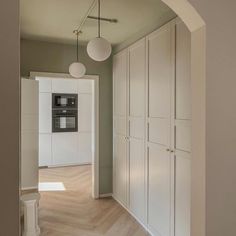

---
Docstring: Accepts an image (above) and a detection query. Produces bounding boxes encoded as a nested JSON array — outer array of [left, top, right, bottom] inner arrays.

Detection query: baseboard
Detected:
[[48, 163, 92, 168], [99, 193, 112, 198], [112, 195, 154, 236], [21, 186, 38, 191]]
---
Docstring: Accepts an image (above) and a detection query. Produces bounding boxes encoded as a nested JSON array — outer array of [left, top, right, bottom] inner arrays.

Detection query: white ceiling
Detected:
[[20, 0, 176, 46]]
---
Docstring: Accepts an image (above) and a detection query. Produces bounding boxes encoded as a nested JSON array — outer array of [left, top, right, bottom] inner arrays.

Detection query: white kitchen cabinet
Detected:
[[21, 78, 39, 189], [78, 94, 92, 132], [39, 92, 51, 133], [77, 93, 93, 164], [78, 79, 93, 94], [39, 134, 52, 167], [52, 78, 77, 93], [113, 49, 128, 207], [78, 133, 92, 164], [52, 133, 79, 166], [128, 38, 146, 224], [36, 77, 52, 93], [37, 77, 93, 167]]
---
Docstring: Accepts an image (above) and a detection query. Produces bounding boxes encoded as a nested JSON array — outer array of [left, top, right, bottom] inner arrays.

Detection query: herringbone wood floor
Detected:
[[39, 165, 149, 236]]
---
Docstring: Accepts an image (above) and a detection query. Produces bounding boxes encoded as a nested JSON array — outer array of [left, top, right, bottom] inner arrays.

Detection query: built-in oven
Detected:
[[52, 93, 78, 109], [52, 109, 78, 133]]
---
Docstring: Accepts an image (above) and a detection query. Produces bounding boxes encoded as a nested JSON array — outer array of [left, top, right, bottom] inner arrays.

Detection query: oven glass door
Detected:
[[53, 94, 78, 109], [52, 111, 78, 132]]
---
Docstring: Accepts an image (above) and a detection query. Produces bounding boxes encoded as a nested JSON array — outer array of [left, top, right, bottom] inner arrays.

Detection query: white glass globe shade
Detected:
[[69, 62, 86, 78], [87, 37, 112, 61]]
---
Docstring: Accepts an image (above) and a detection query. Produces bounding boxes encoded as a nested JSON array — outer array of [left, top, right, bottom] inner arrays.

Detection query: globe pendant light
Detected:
[[69, 30, 86, 78], [87, 0, 112, 61]]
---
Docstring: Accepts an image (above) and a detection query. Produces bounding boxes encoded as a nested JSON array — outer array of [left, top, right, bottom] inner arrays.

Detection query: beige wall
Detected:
[[0, 0, 20, 235], [187, 1, 236, 236], [21, 39, 113, 194]]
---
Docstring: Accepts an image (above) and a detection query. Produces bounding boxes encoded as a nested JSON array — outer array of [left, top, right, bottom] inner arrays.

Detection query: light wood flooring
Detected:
[[39, 165, 149, 236]]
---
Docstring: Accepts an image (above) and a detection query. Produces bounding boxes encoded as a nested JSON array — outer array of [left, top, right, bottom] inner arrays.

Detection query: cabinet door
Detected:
[[113, 49, 128, 207], [78, 133, 92, 164], [175, 151, 191, 236], [21, 79, 39, 188], [147, 23, 174, 236], [78, 93, 92, 164], [128, 38, 146, 224], [52, 133, 79, 166], [78, 79, 93, 94], [78, 94, 92, 132], [52, 78, 78, 93], [39, 134, 52, 167], [39, 93, 52, 133], [175, 19, 191, 236], [36, 77, 52, 93]]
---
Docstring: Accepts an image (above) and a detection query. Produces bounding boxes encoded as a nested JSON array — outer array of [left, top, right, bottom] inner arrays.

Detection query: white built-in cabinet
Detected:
[[21, 78, 39, 189], [38, 78, 52, 166], [147, 22, 175, 236], [174, 19, 191, 236], [36, 77, 93, 167], [113, 19, 191, 236], [128, 38, 146, 224], [113, 49, 128, 207], [52, 78, 78, 93]]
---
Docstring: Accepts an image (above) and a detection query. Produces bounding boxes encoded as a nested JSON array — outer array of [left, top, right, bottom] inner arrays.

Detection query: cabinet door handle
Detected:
[[166, 148, 170, 152]]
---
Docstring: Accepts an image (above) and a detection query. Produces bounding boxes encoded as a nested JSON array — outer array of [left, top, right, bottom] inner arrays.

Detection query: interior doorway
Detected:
[[19, 1, 206, 236], [29, 72, 99, 199]]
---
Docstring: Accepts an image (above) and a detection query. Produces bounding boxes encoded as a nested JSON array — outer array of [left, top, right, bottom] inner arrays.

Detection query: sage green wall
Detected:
[[21, 39, 113, 194]]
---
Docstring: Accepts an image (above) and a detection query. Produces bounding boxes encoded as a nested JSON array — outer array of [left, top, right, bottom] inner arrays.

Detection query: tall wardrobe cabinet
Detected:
[[113, 19, 191, 236]]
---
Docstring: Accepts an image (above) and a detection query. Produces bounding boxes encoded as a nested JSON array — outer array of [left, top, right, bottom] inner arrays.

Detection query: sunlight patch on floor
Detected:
[[39, 182, 66, 192]]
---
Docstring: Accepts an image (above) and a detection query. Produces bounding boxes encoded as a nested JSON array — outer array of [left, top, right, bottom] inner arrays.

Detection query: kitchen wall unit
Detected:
[[36, 77, 93, 167], [113, 19, 191, 236], [52, 78, 78, 93], [38, 78, 52, 166]]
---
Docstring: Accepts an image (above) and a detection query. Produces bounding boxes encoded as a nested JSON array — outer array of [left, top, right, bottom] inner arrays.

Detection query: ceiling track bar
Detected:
[[87, 16, 118, 23], [75, 0, 97, 33]]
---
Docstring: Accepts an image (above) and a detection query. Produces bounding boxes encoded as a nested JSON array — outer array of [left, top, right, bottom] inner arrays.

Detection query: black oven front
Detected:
[[52, 109, 78, 133]]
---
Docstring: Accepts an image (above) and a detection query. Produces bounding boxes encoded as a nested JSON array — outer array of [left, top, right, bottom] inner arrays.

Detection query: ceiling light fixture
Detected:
[[69, 30, 86, 78], [87, 0, 112, 61]]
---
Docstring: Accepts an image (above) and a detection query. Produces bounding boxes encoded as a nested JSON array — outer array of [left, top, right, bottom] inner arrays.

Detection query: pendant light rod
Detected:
[[87, 16, 118, 23], [98, 0, 101, 38], [76, 32, 79, 61], [74, 0, 116, 37], [73, 30, 82, 62], [75, 0, 97, 33]]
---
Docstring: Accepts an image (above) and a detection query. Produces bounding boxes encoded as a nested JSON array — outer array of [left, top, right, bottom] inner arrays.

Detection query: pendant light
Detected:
[[87, 0, 112, 61], [69, 30, 86, 78]]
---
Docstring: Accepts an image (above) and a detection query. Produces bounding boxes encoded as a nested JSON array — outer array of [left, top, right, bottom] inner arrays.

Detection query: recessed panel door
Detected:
[[147, 23, 174, 236], [113, 50, 128, 207], [128, 38, 146, 224], [175, 19, 191, 236]]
